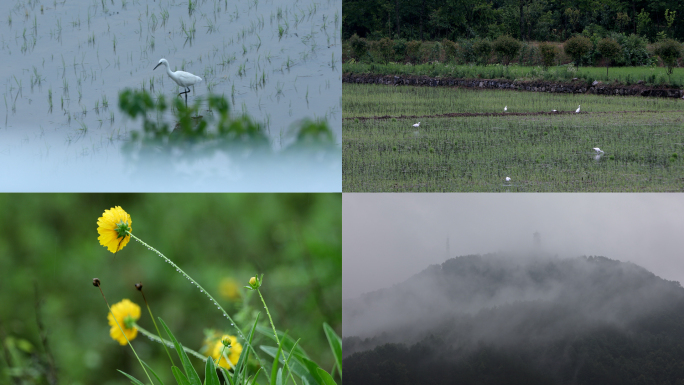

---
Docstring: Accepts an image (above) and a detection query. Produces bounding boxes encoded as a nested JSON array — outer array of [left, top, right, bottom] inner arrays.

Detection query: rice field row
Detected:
[[343, 85, 684, 192], [343, 84, 684, 118]]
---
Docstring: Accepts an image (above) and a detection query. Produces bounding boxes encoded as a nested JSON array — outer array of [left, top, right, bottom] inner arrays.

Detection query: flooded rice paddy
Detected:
[[1, 0, 341, 191]]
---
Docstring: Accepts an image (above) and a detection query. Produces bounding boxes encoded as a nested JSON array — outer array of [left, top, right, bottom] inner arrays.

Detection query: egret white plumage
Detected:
[[552, 109, 557, 112], [413, 122, 420, 127], [575, 105, 581, 113], [504, 106, 507, 112], [593, 147, 604, 154], [505, 177, 511, 182], [153, 58, 202, 106]]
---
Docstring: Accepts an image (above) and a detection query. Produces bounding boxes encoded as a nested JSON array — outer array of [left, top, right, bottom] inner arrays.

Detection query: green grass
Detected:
[[344, 84, 684, 118], [343, 84, 684, 192], [343, 62, 684, 87]]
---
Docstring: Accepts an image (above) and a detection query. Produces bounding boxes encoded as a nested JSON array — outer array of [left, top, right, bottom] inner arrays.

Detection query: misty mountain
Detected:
[[343, 254, 684, 384]]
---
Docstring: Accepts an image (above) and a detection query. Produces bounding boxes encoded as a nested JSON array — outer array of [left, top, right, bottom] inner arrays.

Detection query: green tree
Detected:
[[492, 35, 522, 65], [636, 9, 651, 37], [654, 39, 682, 84], [564, 36, 591, 66], [597, 38, 622, 77]]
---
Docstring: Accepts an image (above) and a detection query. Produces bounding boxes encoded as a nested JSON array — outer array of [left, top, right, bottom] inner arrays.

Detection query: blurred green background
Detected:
[[0, 194, 341, 385]]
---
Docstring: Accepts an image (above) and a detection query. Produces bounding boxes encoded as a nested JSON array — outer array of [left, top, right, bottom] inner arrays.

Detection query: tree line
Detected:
[[343, 0, 683, 43]]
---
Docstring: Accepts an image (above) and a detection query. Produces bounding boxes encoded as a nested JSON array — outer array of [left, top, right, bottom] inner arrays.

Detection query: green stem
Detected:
[[257, 288, 297, 385], [134, 323, 208, 361], [106, 306, 154, 385], [142, 304, 174, 365], [127, 232, 269, 382]]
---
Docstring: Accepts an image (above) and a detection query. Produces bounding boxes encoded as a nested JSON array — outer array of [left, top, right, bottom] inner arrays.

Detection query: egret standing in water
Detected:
[[593, 147, 604, 154], [153, 58, 202, 107]]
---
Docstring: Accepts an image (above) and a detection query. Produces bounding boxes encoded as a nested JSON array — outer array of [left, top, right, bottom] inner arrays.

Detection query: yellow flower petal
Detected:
[[97, 206, 132, 253], [209, 334, 242, 369], [107, 299, 141, 345]]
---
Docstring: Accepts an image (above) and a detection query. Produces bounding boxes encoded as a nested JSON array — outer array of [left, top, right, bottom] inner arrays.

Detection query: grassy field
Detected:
[[343, 62, 684, 87], [343, 84, 684, 192]]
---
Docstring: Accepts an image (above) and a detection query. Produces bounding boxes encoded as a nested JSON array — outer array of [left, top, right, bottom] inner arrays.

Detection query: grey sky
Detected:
[[343, 193, 684, 300]]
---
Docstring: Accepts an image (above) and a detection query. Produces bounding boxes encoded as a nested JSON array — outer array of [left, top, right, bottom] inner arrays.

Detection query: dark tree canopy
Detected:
[[343, 0, 684, 43]]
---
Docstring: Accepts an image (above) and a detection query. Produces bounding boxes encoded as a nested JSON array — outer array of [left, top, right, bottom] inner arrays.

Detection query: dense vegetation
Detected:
[[343, 254, 684, 384], [0, 194, 341, 384], [343, 0, 684, 43]]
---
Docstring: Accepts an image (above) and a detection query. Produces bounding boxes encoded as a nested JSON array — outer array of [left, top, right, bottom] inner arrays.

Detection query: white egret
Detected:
[[575, 105, 581, 113], [505, 177, 511, 182], [413, 122, 420, 127], [552, 109, 557, 112], [593, 147, 604, 154], [153, 58, 202, 106], [504, 106, 507, 112]]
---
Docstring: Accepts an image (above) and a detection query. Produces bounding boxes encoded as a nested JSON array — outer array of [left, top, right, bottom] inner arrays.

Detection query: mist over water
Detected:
[[0, 0, 341, 191]]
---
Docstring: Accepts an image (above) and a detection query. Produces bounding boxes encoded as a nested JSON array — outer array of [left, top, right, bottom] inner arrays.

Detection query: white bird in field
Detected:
[[552, 109, 558, 112], [593, 147, 604, 154], [575, 105, 581, 113], [505, 177, 511, 182], [504, 105, 507, 112], [413, 122, 420, 127], [153, 58, 203, 107]]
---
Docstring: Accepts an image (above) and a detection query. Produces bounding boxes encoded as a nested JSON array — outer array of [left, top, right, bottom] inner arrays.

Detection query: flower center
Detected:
[[123, 315, 136, 330], [115, 220, 131, 239]]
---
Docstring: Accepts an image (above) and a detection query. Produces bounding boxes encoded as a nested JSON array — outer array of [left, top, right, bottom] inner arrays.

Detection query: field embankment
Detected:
[[343, 73, 684, 98]]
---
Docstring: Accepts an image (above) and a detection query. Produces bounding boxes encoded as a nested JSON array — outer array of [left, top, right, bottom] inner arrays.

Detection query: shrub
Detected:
[[456, 38, 476, 64], [492, 35, 522, 65], [564, 36, 592, 66], [349, 34, 368, 61], [654, 39, 682, 83], [442, 39, 458, 63], [596, 38, 622, 76], [375, 37, 394, 64], [539, 43, 558, 69], [472, 39, 492, 65], [406, 40, 422, 64], [393, 39, 408, 62]]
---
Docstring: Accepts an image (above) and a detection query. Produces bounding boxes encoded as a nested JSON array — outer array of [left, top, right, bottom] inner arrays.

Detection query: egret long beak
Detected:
[[153, 62, 162, 70]]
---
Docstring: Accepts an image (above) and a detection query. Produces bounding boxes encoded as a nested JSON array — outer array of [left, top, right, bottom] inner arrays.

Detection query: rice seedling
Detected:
[[343, 84, 684, 192]]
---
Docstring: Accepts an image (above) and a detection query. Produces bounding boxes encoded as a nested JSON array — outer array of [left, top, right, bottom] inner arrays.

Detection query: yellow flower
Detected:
[[97, 206, 132, 253], [219, 278, 241, 301], [108, 299, 140, 345], [205, 333, 242, 369]]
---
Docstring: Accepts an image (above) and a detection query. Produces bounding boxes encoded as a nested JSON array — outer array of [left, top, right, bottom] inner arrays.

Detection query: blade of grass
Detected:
[[322, 324, 341, 376], [159, 318, 201, 385], [117, 370, 147, 385], [171, 366, 191, 385], [204, 356, 220, 385]]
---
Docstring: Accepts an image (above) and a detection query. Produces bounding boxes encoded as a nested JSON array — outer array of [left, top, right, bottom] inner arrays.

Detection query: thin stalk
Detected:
[[257, 288, 297, 385], [127, 231, 269, 382], [96, 286, 154, 385], [134, 323, 207, 361], [139, 291, 174, 365]]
